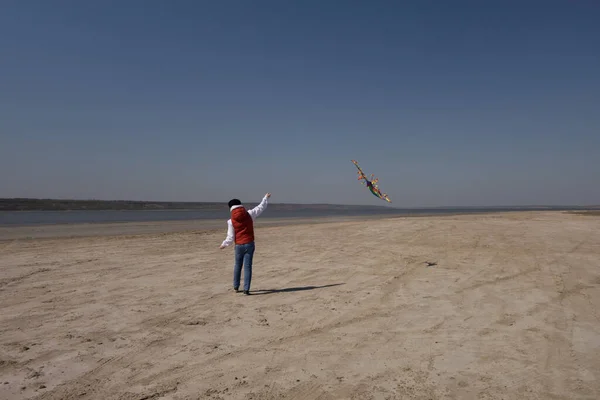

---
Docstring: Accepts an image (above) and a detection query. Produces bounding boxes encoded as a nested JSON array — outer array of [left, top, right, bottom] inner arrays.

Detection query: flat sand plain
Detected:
[[1, 211, 599, 399]]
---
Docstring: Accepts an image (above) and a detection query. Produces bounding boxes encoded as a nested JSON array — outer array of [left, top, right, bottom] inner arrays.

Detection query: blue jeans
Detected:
[[233, 242, 255, 291]]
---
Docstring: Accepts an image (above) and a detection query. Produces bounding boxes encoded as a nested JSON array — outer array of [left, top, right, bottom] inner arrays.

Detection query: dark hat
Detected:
[[228, 199, 242, 208]]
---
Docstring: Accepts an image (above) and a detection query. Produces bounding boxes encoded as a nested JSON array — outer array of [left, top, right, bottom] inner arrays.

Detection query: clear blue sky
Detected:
[[1, 1, 598, 207]]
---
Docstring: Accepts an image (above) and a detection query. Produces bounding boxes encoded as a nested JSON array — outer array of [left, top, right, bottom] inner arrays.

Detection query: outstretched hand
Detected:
[[265, 193, 271, 198]]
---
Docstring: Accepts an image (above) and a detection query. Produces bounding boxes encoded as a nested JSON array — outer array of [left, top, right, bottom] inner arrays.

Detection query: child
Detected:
[[219, 193, 271, 294]]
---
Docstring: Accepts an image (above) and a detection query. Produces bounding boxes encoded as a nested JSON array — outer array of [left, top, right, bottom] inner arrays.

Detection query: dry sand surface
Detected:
[[1, 212, 599, 399]]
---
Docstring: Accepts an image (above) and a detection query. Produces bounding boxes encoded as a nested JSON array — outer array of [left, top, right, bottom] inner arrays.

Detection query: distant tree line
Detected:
[[0, 198, 227, 211], [0, 198, 391, 212]]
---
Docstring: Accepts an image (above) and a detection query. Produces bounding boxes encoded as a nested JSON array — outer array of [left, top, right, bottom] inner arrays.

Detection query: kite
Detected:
[[351, 160, 392, 203]]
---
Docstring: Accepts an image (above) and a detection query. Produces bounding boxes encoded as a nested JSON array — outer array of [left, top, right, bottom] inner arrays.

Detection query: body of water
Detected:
[[0, 207, 581, 226]]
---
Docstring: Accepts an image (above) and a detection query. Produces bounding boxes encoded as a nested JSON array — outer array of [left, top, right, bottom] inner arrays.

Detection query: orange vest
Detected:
[[231, 207, 254, 244]]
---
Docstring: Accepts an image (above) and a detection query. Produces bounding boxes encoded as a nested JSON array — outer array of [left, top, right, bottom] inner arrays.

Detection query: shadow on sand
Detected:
[[251, 283, 345, 295]]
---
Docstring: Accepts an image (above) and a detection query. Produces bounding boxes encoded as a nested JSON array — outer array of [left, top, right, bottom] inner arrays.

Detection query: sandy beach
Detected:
[[1, 211, 599, 400]]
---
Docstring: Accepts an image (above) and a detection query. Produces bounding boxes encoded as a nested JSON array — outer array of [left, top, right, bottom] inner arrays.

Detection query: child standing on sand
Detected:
[[219, 193, 271, 295]]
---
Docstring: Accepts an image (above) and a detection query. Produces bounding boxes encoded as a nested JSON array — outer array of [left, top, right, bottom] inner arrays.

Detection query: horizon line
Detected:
[[1, 197, 598, 210]]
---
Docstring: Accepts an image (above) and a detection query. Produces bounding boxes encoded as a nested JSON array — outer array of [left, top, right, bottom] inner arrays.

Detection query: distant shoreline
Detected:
[[1, 198, 395, 212], [1, 198, 598, 212]]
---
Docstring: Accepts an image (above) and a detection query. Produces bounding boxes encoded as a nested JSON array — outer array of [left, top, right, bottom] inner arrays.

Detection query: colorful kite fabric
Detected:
[[351, 160, 392, 203]]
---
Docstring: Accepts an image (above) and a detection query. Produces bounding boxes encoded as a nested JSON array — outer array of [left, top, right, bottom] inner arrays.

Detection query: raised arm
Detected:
[[248, 193, 271, 219]]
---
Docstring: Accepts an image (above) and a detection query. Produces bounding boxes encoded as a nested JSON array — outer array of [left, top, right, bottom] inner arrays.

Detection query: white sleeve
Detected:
[[221, 220, 234, 247], [248, 195, 269, 220]]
